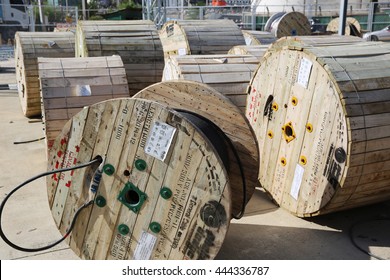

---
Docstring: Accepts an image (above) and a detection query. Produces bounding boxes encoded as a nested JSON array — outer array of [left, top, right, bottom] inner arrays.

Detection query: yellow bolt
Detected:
[[306, 123, 313, 133], [267, 130, 274, 139], [291, 96, 298, 106], [281, 157, 287, 166], [300, 156, 307, 165], [272, 102, 279, 111]]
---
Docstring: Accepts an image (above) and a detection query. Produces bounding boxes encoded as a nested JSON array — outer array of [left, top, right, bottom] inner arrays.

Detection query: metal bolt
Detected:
[[118, 224, 130, 235]]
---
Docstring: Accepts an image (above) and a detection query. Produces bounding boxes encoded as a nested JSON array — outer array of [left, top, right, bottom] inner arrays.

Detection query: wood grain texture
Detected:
[[159, 20, 245, 59], [134, 80, 260, 217], [46, 98, 232, 260], [267, 12, 311, 38], [38, 56, 130, 150], [242, 30, 276, 45], [246, 36, 390, 217], [75, 20, 164, 96], [14, 31, 75, 117], [162, 54, 261, 112]]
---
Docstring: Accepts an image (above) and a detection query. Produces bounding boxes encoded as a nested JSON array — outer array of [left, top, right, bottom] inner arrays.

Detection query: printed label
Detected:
[[133, 231, 157, 260], [178, 48, 187, 56], [291, 163, 305, 200], [74, 85, 91, 96], [145, 121, 176, 161], [297, 58, 313, 88]]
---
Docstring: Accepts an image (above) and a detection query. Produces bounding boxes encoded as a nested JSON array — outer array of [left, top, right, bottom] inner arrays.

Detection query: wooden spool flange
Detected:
[[228, 45, 270, 59], [242, 30, 276, 46], [47, 98, 232, 260], [326, 17, 362, 37], [38, 56, 130, 150], [246, 36, 390, 217], [14, 32, 75, 117], [75, 20, 164, 96], [162, 54, 261, 112], [134, 80, 260, 216], [265, 12, 311, 38], [159, 20, 246, 58]]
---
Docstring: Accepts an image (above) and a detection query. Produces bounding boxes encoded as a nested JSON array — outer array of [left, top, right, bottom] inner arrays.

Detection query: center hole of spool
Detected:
[[282, 122, 296, 143], [125, 190, 140, 205]]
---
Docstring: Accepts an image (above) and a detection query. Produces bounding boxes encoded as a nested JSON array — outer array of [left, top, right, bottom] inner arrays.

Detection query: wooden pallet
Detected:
[[14, 32, 75, 117], [75, 20, 164, 97], [246, 36, 390, 217], [38, 56, 130, 150], [134, 80, 260, 216], [47, 97, 232, 259], [242, 30, 276, 45], [162, 54, 260, 112], [159, 20, 246, 59]]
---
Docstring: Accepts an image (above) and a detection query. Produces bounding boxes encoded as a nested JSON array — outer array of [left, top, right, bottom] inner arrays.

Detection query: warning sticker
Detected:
[[297, 58, 313, 88], [133, 231, 157, 260], [291, 163, 305, 200], [145, 121, 176, 161]]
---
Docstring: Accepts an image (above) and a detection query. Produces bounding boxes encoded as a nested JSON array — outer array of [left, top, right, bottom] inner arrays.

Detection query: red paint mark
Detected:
[[71, 170, 75, 176], [52, 173, 58, 181], [252, 88, 256, 93], [55, 161, 60, 169], [75, 145, 80, 152], [57, 151, 63, 158], [61, 138, 67, 145], [73, 158, 77, 165], [65, 181, 72, 188], [254, 118, 257, 123]]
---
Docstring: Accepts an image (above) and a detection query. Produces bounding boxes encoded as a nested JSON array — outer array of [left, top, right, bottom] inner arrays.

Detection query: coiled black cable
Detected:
[[0, 157, 102, 252]]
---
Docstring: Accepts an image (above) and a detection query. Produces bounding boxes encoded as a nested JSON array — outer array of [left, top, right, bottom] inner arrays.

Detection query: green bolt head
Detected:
[[134, 159, 147, 171], [95, 195, 106, 207], [149, 222, 161, 234], [160, 187, 172, 200], [118, 224, 130, 235], [103, 164, 115, 176]]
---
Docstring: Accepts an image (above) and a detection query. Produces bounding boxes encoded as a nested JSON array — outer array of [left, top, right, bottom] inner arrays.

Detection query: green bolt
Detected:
[[160, 187, 172, 200], [149, 222, 161, 234], [95, 195, 106, 207], [134, 159, 147, 171], [103, 164, 115, 176], [118, 224, 130, 235]]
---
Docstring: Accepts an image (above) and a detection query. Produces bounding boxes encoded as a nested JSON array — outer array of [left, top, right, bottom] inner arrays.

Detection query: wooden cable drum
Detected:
[[162, 54, 261, 112], [228, 45, 270, 59], [264, 12, 311, 38], [246, 36, 390, 217], [326, 17, 362, 37], [38, 56, 130, 150], [134, 80, 259, 216], [159, 20, 246, 58], [242, 30, 276, 45], [75, 20, 164, 96], [47, 97, 233, 259], [14, 31, 75, 117], [268, 35, 364, 51]]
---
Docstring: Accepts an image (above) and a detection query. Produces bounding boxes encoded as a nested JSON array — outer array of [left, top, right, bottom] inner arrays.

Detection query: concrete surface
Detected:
[[1, 57, 390, 260]]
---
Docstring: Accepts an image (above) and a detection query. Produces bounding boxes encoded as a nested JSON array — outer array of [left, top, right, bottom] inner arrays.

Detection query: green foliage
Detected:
[[118, 0, 142, 10]]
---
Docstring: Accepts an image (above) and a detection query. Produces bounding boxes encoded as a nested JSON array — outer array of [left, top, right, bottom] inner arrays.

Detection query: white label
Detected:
[[178, 48, 187, 56], [291, 164, 305, 200], [297, 58, 313, 88], [74, 85, 91, 96], [133, 231, 157, 260], [245, 36, 252, 46], [145, 121, 176, 161]]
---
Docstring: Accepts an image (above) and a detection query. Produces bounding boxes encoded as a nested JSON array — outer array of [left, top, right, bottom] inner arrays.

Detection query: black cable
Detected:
[[13, 137, 45, 145], [348, 217, 390, 260], [177, 110, 247, 220], [0, 157, 101, 252]]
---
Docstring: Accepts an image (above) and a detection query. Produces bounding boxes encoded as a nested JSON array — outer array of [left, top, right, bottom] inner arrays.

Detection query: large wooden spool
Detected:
[[134, 80, 260, 216], [228, 45, 270, 59], [75, 20, 164, 96], [38, 56, 130, 149], [162, 55, 260, 112], [47, 97, 232, 259], [159, 20, 246, 58], [242, 30, 276, 45], [246, 36, 390, 217], [326, 17, 362, 37], [264, 12, 311, 38], [14, 32, 75, 117]]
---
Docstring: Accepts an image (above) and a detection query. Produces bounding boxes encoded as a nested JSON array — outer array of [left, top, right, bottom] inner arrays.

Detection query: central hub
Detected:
[[118, 182, 147, 213], [282, 122, 296, 143]]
